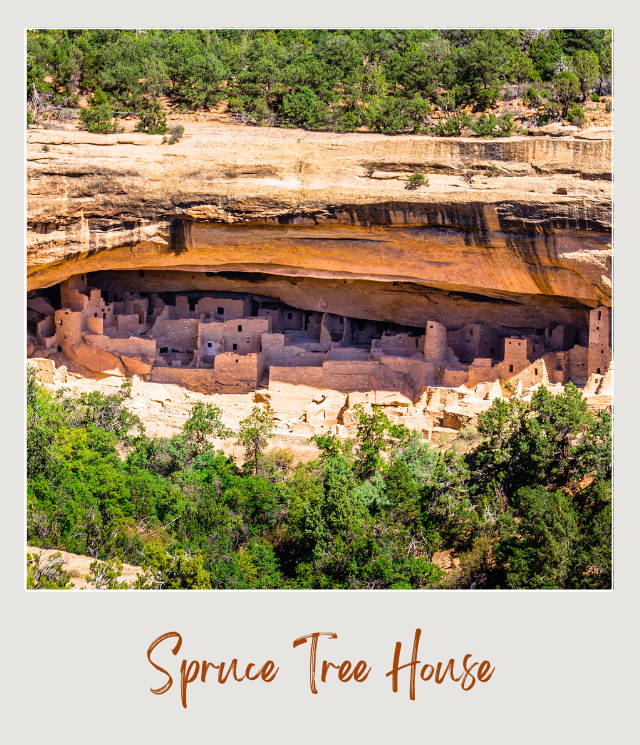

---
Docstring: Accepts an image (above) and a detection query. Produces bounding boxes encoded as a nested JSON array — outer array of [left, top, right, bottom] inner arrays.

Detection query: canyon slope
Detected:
[[27, 124, 611, 329]]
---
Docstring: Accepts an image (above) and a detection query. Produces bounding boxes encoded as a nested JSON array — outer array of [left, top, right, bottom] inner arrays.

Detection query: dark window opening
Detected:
[[339, 318, 343, 325], [160, 347, 168, 353], [535, 368, 539, 375], [58, 320, 62, 326], [597, 368, 601, 374], [233, 344, 237, 351], [103, 313, 106, 319], [207, 342, 212, 348], [171, 349, 180, 354], [217, 307, 224, 315], [509, 364, 514, 373], [238, 325, 242, 332], [469, 328, 473, 336], [287, 312, 292, 320], [94, 313, 98, 317], [189, 299, 197, 311], [57, 346, 62, 352], [601, 350, 604, 354], [357, 322, 365, 331], [235, 359, 238, 363], [598, 311, 601, 320], [206, 272, 215, 277], [490, 347, 494, 355], [139, 270, 145, 277]]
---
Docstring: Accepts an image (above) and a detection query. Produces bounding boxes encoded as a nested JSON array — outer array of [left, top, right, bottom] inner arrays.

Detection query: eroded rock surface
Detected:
[[27, 125, 611, 329]]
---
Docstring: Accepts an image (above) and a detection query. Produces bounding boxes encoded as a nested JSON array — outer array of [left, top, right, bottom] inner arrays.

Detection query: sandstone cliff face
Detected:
[[27, 124, 611, 329]]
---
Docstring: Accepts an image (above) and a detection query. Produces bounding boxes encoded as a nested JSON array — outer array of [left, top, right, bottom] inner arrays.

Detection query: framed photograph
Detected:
[[9, 10, 634, 743]]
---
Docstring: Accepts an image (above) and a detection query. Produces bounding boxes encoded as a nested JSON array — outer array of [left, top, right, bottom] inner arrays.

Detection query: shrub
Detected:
[[434, 112, 470, 137], [79, 89, 119, 134], [605, 99, 612, 113], [591, 92, 600, 102], [27, 110, 34, 126], [567, 103, 586, 127], [135, 101, 169, 135], [523, 87, 541, 107], [406, 171, 428, 190], [494, 111, 516, 137], [472, 113, 498, 137], [168, 124, 185, 144]]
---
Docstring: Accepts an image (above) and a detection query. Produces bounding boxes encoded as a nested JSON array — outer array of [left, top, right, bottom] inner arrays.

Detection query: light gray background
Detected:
[[6, 4, 637, 742]]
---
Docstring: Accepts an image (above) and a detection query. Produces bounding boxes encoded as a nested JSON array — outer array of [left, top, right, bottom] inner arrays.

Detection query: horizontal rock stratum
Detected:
[[27, 124, 611, 329]]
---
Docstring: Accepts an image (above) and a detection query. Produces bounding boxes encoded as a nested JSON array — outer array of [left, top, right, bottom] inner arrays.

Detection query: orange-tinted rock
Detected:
[[71, 341, 125, 376], [27, 125, 611, 330], [121, 355, 153, 376]]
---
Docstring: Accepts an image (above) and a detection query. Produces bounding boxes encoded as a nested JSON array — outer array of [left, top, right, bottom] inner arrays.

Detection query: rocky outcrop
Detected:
[[27, 125, 611, 329], [71, 341, 126, 376]]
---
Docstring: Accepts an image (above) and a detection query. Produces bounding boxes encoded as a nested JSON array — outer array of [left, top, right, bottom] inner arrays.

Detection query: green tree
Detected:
[[134, 542, 212, 589], [571, 50, 600, 99], [134, 100, 169, 134], [237, 406, 274, 477], [79, 88, 119, 133], [497, 486, 580, 589], [553, 70, 580, 116], [183, 401, 232, 453], [352, 404, 391, 481], [420, 449, 475, 551]]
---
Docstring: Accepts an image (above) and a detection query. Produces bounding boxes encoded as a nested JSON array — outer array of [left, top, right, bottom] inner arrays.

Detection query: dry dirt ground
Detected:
[[26, 546, 143, 589]]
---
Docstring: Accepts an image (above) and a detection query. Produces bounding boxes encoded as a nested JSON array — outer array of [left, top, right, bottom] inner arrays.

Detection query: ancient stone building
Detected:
[[28, 271, 613, 431]]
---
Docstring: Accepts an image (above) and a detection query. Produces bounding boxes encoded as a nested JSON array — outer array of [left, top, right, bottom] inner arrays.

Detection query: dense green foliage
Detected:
[[79, 88, 119, 133], [27, 366, 612, 590], [27, 29, 611, 133]]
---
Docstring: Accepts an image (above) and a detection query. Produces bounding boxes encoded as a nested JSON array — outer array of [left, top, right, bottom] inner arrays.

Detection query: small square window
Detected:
[[207, 342, 212, 348], [218, 307, 224, 315], [235, 359, 239, 363]]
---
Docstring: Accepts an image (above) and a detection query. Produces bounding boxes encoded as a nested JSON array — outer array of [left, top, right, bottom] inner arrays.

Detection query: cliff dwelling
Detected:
[[27, 267, 613, 440], [26, 124, 613, 440]]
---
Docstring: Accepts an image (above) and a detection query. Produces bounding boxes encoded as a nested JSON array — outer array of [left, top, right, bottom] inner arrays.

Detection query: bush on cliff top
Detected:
[[27, 29, 612, 134]]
